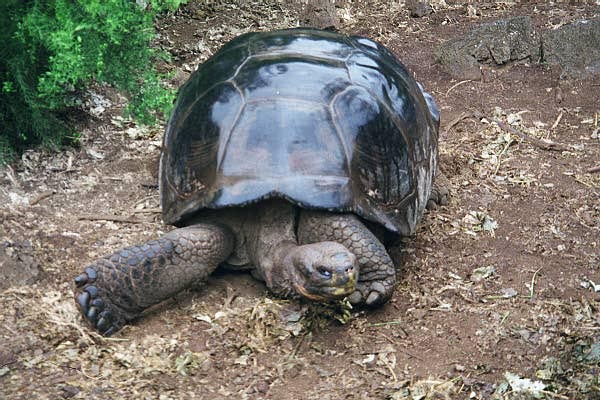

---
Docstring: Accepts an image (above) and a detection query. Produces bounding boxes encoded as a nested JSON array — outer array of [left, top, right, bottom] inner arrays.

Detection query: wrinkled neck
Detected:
[[245, 200, 300, 297]]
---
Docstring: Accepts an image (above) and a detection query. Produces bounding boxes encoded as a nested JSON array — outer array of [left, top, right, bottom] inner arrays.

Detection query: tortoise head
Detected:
[[286, 242, 358, 301]]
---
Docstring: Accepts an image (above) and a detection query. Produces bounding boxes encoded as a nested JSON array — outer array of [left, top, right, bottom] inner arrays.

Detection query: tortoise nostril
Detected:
[[345, 265, 354, 274]]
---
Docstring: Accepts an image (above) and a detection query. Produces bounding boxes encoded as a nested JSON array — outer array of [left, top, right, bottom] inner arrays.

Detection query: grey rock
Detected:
[[406, 0, 433, 18], [295, 0, 339, 30], [436, 16, 600, 80], [435, 16, 541, 80], [542, 18, 600, 78]]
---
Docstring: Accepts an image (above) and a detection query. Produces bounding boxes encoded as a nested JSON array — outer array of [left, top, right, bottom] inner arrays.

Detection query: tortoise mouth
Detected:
[[293, 278, 357, 302]]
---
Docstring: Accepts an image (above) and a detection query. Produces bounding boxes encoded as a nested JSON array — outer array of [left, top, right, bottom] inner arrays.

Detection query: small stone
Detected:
[[470, 266, 496, 282], [315, 366, 334, 377], [297, 0, 339, 29], [60, 385, 80, 399], [361, 354, 377, 368], [406, 0, 433, 18], [255, 381, 269, 394]]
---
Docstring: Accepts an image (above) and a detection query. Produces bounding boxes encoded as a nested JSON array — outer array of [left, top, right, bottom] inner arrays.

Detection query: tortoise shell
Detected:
[[160, 28, 439, 236]]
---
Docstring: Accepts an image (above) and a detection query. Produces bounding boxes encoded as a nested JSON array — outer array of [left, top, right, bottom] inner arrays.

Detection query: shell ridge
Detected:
[[216, 80, 246, 171], [328, 87, 355, 180], [245, 97, 324, 107]]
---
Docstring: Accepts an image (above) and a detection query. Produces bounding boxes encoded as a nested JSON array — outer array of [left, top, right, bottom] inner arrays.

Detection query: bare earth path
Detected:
[[1, 1, 598, 399]]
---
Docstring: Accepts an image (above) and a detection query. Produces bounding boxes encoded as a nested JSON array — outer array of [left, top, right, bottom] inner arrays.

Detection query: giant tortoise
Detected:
[[74, 28, 444, 335]]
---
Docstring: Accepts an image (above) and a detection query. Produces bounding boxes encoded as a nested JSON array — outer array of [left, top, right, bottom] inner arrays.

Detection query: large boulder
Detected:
[[435, 16, 540, 80], [435, 16, 600, 80], [542, 18, 600, 78]]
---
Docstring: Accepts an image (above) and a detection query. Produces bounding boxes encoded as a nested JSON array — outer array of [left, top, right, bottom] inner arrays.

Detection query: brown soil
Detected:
[[1, 1, 598, 399]]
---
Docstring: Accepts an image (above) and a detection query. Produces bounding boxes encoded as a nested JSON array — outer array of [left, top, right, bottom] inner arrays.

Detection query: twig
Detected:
[[288, 332, 308, 360], [378, 354, 397, 381], [396, 347, 424, 362], [367, 320, 403, 327], [78, 215, 148, 224], [444, 111, 482, 135], [529, 267, 543, 299], [550, 110, 564, 131], [29, 190, 56, 206], [0, 359, 18, 369], [586, 165, 600, 174], [457, 291, 476, 303], [445, 79, 472, 96], [444, 111, 469, 133], [5, 164, 19, 187], [131, 208, 162, 214], [494, 138, 514, 175], [499, 311, 510, 325], [496, 121, 570, 152], [539, 390, 569, 399]]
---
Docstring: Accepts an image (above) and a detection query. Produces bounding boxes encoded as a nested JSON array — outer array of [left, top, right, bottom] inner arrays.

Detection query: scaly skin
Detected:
[[74, 204, 360, 335], [240, 200, 358, 301], [297, 211, 396, 306], [75, 224, 234, 335], [427, 171, 450, 210], [74, 202, 390, 336]]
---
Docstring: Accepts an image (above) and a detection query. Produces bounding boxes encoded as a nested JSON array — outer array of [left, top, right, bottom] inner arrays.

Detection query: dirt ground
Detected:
[[1, 1, 599, 399]]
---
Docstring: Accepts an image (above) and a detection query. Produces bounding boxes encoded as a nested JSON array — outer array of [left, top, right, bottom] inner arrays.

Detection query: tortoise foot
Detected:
[[427, 171, 450, 210], [298, 211, 397, 307], [348, 275, 395, 307], [74, 267, 126, 336], [73, 225, 234, 336]]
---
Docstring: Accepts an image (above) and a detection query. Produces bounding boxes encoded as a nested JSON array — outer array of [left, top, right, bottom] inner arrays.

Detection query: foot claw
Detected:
[[103, 326, 116, 336], [84, 267, 97, 280], [348, 291, 362, 304], [77, 292, 90, 313], [84, 285, 98, 298], [74, 274, 88, 287], [75, 267, 98, 287], [96, 317, 110, 332], [91, 298, 104, 308], [365, 291, 381, 305], [87, 306, 98, 320], [348, 280, 392, 306]]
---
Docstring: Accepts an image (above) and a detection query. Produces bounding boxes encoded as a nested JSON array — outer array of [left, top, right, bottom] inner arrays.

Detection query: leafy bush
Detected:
[[0, 0, 187, 164]]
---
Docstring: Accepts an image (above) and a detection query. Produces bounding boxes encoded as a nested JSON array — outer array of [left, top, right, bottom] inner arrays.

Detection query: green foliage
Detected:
[[0, 0, 186, 164]]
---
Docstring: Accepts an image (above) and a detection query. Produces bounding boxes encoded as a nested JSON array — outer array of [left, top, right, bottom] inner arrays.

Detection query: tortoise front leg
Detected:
[[297, 211, 396, 306], [74, 224, 234, 335]]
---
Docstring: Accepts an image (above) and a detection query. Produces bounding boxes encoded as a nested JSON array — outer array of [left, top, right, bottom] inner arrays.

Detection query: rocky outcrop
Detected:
[[542, 19, 600, 78], [435, 16, 600, 80]]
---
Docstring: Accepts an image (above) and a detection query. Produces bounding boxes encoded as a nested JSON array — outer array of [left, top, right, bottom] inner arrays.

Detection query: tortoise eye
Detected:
[[317, 266, 332, 278]]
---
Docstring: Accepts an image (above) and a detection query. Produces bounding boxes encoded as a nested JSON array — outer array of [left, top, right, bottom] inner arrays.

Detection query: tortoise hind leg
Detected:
[[427, 170, 450, 210], [74, 224, 234, 335], [297, 211, 396, 306]]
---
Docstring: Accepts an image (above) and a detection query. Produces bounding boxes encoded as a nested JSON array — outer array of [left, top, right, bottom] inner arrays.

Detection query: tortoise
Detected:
[[74, 28, 444, 335]]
